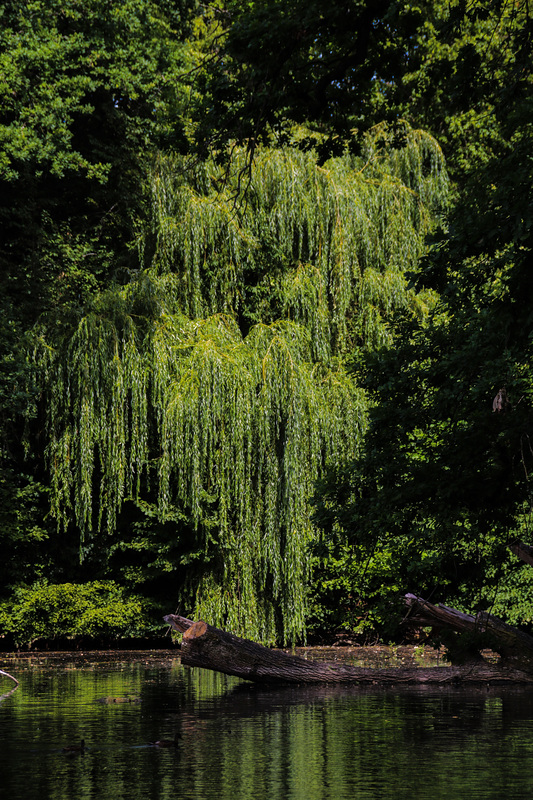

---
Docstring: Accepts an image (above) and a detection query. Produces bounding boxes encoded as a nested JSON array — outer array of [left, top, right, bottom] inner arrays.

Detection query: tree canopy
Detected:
[[33, 130, 447, 643], [191, 1, 530, 190], [1, 0, 532, 648], [0, 0, 196, 323], [312, 6, 533, 638]]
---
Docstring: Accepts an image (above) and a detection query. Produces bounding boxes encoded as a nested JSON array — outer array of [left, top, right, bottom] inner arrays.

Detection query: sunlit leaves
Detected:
[[0, 0, 195, 180], [143, 123, 448, 354], [38, 126, 448, 643], [41, 277, 366, 643], [0, 580, 151, 647]]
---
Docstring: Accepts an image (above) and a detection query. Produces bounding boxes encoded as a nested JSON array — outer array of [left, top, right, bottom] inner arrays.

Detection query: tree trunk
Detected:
[[163, 613, 533, 685], [0, 668, 19, 701], [510, 541, 533, 567], [164, 541, 533, 685], [404, 593, 533, 673]]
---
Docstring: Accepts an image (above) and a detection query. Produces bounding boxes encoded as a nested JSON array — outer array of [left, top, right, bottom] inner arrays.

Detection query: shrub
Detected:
[[0, 581, 154, 648]]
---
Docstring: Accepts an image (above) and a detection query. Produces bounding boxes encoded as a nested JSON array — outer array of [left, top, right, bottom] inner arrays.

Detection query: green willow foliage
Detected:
[[144, 121, 448, 354], [37, 125, 448, 644]]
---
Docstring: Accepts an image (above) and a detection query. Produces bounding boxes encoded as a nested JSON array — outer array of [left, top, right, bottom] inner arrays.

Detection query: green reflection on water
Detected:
[[1, 652, 533, 800]]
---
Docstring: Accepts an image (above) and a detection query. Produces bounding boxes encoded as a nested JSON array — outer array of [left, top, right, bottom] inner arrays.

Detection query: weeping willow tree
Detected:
[[37, 122, 449, 644], [142, 121, 448, 354]]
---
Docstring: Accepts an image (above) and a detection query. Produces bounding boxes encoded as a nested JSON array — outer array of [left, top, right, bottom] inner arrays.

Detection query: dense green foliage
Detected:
[[1, 0, 532, 648], [0, 0, 196, 319], [193, 0, 530, 179], [34, 131, 446, 644], [310, 3, 533, 639], [0, 0, 197, 646], [0, 580, 151, 648]]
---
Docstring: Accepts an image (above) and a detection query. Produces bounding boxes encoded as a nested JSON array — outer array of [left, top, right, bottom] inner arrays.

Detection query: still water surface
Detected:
[[2, 648, 533, 800]]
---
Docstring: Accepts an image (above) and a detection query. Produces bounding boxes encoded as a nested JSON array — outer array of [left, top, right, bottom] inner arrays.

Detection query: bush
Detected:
[[0, 580, 154, 648]]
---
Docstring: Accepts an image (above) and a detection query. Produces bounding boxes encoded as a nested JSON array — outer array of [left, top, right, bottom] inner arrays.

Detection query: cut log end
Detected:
[[183, 621, 208, 640]]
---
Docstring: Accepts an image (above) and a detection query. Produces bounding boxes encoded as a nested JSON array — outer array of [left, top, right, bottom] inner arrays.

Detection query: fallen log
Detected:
[[0, 668, 20, 702], [163, 613, 533, 685], [405, 534, 533, 672], [165, 541, 533, 685], [404, 593, 533, 673]]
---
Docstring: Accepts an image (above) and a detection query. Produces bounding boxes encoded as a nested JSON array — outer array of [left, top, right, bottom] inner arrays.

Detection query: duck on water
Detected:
[[149, 733, 182, 748], [62, 740, 86, 753]]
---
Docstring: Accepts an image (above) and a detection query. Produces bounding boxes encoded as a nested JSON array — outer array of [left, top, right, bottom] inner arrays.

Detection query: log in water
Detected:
[[164, 611, 533, 685]]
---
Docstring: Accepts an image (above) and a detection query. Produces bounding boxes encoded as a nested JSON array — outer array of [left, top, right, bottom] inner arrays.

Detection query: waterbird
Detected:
[[62, 739, 86, 753], [149, 732, 182, 748]]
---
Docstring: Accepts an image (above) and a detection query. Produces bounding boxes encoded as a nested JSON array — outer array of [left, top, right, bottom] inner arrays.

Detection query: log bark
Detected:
[[404, 593, 533, 672], [164, 613, 533, 685], [165, 542, 533, 685]]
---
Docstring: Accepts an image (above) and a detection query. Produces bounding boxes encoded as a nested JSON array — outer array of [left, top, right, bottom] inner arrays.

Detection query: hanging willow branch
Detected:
[[41, 288, 366, 643], [36, 124, 449, 644], [142, 121, 448, 355]]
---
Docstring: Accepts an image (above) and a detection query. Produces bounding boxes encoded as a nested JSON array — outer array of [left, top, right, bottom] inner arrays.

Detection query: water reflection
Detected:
[[1, 651, 533, 799]]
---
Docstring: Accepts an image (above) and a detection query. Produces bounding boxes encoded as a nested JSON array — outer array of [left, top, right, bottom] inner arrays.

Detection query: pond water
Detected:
[[2, 648, 533, 800]]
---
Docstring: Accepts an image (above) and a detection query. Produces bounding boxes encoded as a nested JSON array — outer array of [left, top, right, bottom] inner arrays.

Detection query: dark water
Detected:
[[2, 649, 533, 799]]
